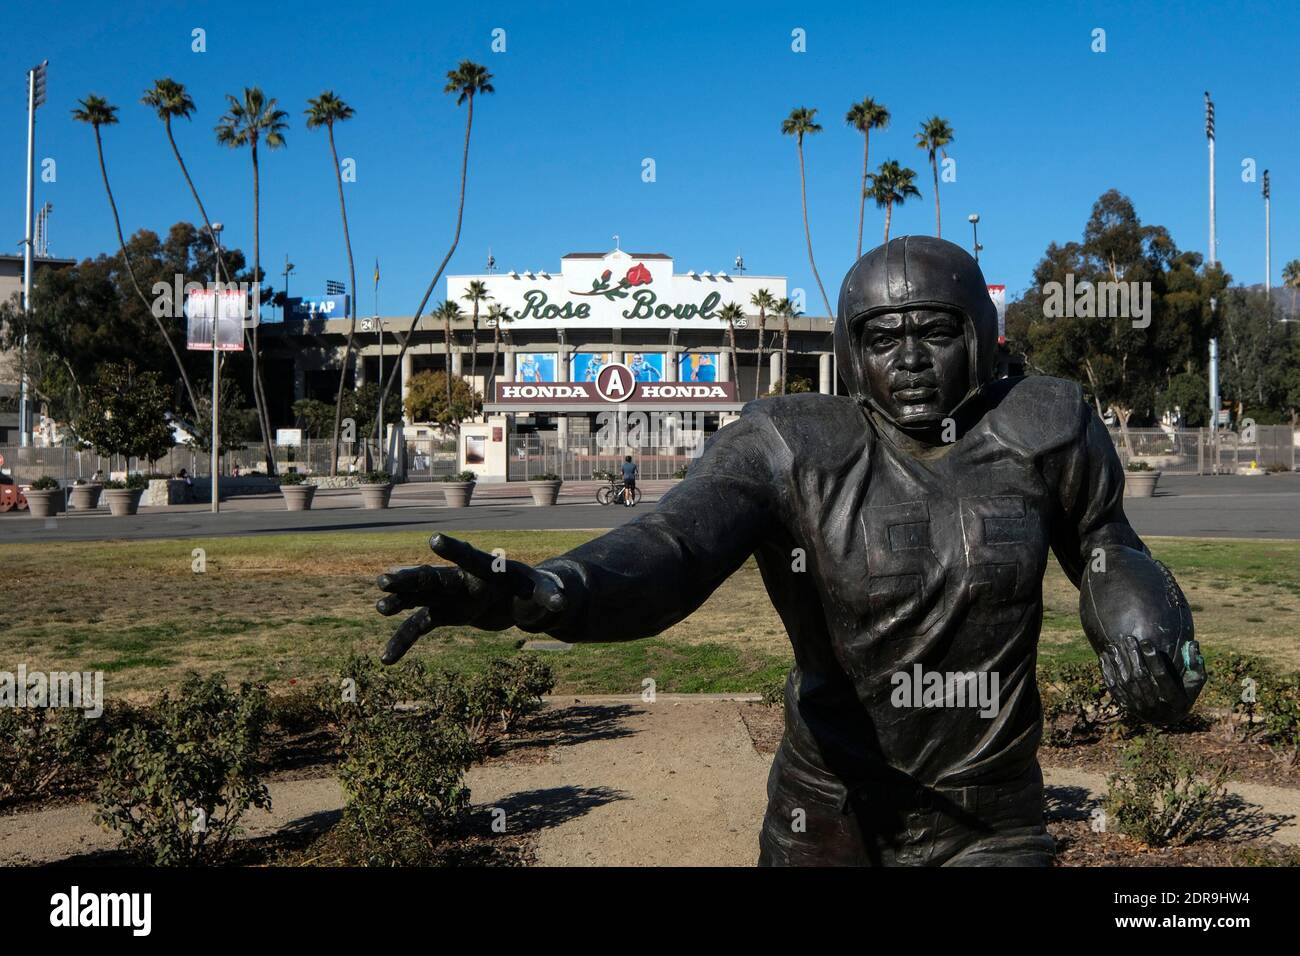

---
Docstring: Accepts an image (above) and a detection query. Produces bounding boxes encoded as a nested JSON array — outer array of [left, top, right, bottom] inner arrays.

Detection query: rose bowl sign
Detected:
[[496, 363, 736, 406], [449, 248, 787, 330]]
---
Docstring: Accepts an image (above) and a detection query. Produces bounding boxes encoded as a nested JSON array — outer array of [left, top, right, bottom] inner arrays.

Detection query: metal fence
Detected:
[[506, 433, 702, 481], [1108, 426, 1297, 475]]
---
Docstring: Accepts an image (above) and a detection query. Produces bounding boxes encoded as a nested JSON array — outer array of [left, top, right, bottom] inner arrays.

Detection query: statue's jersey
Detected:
[[539, 375, 1139, 861]]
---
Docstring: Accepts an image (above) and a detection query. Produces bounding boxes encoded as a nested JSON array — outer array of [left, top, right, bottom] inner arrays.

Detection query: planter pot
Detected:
[[280, 485, 316, 511], [103, 488, 144, 516], [69, 484, 103, 510], [528, 479, 563, 506], [441, 482, 475, 508], [1123, 471, 1161, 498], [359, 482, 394, 509], [24, 489, 61, 518]]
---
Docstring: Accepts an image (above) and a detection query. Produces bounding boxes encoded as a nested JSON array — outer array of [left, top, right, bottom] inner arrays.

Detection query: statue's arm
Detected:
[[533, 413, 781, 643], [1048, 404, 1205, 724]]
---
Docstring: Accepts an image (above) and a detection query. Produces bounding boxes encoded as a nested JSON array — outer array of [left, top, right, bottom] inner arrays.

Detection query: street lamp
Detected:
[[18, 59, 48, 448], [967, 213, 983, 262]]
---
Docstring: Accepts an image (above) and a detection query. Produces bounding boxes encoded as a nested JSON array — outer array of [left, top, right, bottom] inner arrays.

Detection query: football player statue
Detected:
[[375, 236, 1205, 866]]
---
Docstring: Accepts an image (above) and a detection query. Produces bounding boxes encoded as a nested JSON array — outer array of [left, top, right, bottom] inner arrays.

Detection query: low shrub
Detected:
[[361, 470, 391, 485], [437, 470, 477, 483], [531, 472, 561, 482], [672, 466, 689, 479], [94, 674, 271, 866], [278, 472, 307, 486], [125, 473, 149, 490], [30, 475, 60, 491], [1039, 661, 1124, 745], [1102, 732, 1228, 847], [0, 707, 95, 806], [1259, 673, 1300, 759], [760, 674, 786, 708]]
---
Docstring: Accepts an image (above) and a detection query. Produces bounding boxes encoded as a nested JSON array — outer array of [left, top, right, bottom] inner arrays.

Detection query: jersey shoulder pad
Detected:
[[982, 375, 1086, 457], [736, 393, 872, 469]]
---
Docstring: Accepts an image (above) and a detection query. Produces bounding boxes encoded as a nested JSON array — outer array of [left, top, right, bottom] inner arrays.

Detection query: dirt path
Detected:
[[2, 698, 1296, 866]]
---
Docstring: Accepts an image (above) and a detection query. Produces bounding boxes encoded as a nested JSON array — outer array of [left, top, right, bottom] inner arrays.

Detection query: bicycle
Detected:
[[594, 471, 642, 507]]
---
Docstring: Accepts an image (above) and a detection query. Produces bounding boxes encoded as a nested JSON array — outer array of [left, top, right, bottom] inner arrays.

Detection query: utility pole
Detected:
[[968, 213, 982, 262], [1205, 92, 1220, 452], [210, 223, 224, 513], [281, 255, 295, 321], [1263, 170, 1271, 301], [19, 60, 47, 448]]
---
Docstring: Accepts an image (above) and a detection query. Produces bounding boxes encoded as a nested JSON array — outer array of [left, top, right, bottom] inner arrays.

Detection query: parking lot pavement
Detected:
[[1, 474, 1297, 543]]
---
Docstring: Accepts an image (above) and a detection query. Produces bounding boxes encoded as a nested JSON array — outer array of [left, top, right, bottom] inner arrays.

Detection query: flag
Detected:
[[374, 258, 380, 284]]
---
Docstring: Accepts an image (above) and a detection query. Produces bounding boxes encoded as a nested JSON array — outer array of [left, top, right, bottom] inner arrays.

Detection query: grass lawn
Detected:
[[5, 531, 1299, 700]]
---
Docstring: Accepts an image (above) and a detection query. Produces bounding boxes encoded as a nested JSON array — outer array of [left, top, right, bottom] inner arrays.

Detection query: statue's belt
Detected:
[[838, 772, 1037, 833]]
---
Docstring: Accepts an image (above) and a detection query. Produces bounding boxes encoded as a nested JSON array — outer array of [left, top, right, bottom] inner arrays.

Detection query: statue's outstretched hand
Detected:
[[375, 533, 569, 664]]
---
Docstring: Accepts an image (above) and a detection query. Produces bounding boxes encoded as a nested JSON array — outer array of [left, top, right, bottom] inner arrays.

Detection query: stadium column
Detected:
[[819, 353, 831, 394], [503, 350, 515, 382], [668, 349, 679, 382], [769, 350, 781, 392], [401, 351, 413, 426]]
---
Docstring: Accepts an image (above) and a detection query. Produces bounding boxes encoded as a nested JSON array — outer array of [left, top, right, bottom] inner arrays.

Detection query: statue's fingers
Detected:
[[1137, 638, 1185, 705], [377, 565, 440, 594], [527, 568, 568, 613], [376, 592, 423, 617], [381, 607, 435, 665], [430, 533, 502, 581]]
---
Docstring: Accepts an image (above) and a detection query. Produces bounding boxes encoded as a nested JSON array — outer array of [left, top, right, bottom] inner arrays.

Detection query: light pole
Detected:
[[967, 213, 982, 263], [18, 60, 47, 448], [210, 223, 223, 513], [1205, 92, 1220, 450], [1263, 170, 1271, 301], [281, 255, 295, 321]]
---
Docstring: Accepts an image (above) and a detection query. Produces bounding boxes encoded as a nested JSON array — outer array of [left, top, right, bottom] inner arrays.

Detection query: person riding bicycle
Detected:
[[620, 455, 638, 503]]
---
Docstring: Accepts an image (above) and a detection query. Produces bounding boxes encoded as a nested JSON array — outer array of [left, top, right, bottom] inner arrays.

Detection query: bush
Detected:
[[1125, 460, 1153, 472], [94, 674, 271, 866], [327, 656, 475, 865], [278, 472, 307, 485], [672, 466, 689, 479], [1102, 732, 1228, 847], [0, 708, 95, 806], [760, 674, 786, 708], [125, 473, 149, 490], [531, 472, 561, 482], [1259, 673, 1300, 759], [437, 470, 477, 483], [361, 470, 392, 485], [1039, 661, 1124, 745], [1207, 652, 1269, 732], [30, 475, 60, 491]]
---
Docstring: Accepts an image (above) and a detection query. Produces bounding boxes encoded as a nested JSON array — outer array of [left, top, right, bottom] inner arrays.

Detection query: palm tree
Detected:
[[867, 160, 922, 243], [781, 107, 834, 323], [305, 91, 358, 476], [216, 87, 289, 474], [434, 299, 465, 427], [915, 116, 954, 238], [485, 303, 513, 397], [776, 296, 801, 395], [374, 61, 494, 456], [846, 98, 890, 260], [716, 302, 744, 398], [750, 289, 776, 400], [73, 95, 201, 422], [1283, 259, 1300, 319], [461, 279, 492, 414]]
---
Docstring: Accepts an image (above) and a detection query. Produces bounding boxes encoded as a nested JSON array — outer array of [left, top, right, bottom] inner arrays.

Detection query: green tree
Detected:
[[434, 299, 464, 418], [461, 280, 491, 399], [866, 160, 921, 243], [781, 107, 834, 322], [846, 97, 890, 260], [76, 361, 175, 464], [305, 91, 359, 476], [216, 87, 289, 474], [485, 303, 513, 396], [404, 370, 479, 426], [915, 116, 954, 238], [1282, 259, 1300, 320], [716, 302, 744, 396], [750, 288, 776, 400], [187, 378, 257, 454], [73, 95, 201, 422], [376, 61, 494, 454], [292, 398, 335, 439], [776, 296, 801, 395]]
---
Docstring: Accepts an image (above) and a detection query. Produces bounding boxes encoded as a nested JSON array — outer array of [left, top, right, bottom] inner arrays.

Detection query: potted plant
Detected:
[[24, 475, 62, 518], [278, 472, 316, 511], [672, 466, 689, 480], [1123, 460, 1161, 498], [359, 469, 394, 510], [69, 477, 103, 510], [437, 470, 477, 508], [102, 474, 148, 516], [528, 472, 563, 506]]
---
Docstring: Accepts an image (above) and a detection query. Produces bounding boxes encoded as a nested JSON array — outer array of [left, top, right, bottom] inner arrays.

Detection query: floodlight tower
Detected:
[[1205, 92, 1220, 442], [18, 60, 47, 447]]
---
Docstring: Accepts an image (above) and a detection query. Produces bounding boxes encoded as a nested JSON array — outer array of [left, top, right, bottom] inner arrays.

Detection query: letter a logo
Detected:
[[595, 363, 636, 403]]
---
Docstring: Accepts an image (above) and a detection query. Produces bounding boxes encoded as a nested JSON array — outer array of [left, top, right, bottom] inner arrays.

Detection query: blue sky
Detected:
[[7, 0, 1298, 318]]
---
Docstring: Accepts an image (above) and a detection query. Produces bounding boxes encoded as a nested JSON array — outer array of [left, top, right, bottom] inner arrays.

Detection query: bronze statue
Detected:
[[376, 236, 1205, 866]]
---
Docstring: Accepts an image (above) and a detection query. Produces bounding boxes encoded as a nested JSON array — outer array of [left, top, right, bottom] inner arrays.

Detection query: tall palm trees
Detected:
[[750, 288, 776, 400], [216, 87, 289, 474], [716, 303, 743, 397], [461, 279, 491, 415], [73, 95, 201, 422], [846, 97, 890, 260], [867, 161, 922, 243], [434, 299, 464, 424], [781, 108, 834, 323], [305, 91, 358, 476], [375, 61, 494, 454], [485, 303, 513, 397], [915, 116, 954, 238], [776, 296, 799, 395]]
